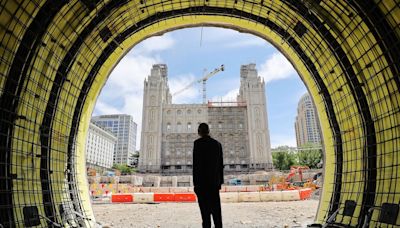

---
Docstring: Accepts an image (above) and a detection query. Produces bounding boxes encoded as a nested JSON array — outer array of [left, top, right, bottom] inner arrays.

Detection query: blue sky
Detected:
[[93, 27, 307, 148]]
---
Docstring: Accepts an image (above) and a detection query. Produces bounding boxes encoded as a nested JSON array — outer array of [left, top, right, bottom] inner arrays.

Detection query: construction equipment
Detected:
[[269, 167, 321, 191], [228, 178, 242, 185], [286, 165, 310, 182], [172, 64, 224, 103]]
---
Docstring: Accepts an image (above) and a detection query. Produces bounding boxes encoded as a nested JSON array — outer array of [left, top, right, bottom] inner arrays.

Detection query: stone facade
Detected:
[[139, 64, 273, 174]]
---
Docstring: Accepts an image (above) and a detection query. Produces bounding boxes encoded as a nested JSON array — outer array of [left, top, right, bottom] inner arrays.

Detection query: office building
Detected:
[[85, 122, 117, 169], [294, 93, 322, 147], [92, 114, 137, 165]]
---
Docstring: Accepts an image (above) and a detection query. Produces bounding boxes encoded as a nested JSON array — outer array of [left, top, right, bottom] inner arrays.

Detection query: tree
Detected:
[[112, 164, 134, 175], [297, 143, 322, 168], [272, 146, 297, 170]]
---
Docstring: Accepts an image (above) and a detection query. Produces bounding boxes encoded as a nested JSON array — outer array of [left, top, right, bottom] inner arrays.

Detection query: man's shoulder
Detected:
[[194, 136, 220, 145], [209, 137, 221, 145]]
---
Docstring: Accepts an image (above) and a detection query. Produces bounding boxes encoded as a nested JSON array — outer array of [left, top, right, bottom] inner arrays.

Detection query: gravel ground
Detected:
[[93, 200, 319, 228]]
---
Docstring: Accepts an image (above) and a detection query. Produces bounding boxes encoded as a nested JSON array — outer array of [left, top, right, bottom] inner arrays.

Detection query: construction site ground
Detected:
[[93, 199, 319, 228]]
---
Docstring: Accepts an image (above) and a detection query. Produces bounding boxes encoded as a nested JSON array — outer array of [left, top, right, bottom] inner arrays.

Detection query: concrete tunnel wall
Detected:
[[0, 0, 399, 227]]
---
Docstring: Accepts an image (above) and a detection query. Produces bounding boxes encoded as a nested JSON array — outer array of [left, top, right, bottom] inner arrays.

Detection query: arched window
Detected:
[[187, 122, 192, 131]]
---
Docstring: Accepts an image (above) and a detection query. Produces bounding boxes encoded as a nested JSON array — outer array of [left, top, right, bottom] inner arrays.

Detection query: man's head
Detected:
[[198, 123, 210, 137]]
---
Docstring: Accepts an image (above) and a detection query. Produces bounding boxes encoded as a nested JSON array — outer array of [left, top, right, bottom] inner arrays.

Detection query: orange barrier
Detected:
[[154, 193, 175, 202], [111, 194, 133, 203], [174, 193, 197, 202], [299, 188, 312, 200]]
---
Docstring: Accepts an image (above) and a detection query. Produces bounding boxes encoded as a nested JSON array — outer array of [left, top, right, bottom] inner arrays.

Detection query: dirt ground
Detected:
[[93, 200, 319, 228]]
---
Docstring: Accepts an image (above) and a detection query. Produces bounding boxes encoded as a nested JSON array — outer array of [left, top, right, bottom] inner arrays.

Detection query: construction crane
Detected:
[[172, 64, 224, 103]]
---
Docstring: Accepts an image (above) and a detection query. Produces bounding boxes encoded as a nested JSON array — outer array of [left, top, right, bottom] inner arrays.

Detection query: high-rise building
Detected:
[[139, 63, 272, 174], [294, 93, 322, 147], [85, 122, 117, 169], [91, 114, 137, 166]]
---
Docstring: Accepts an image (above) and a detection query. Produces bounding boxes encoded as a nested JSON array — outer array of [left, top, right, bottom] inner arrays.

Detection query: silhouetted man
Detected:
[[193, 123, 224, 228]]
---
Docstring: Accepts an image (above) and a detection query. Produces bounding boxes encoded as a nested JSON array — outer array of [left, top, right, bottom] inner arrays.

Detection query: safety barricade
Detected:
[[133, 193, 154, 203], [111, 194, 133, 203], [154, 193, 175, 202], [169, 187, 190, 193], [109, 189, 310, 203], [299, 188, 312, 200], [220, 192, 239, 203], [281, 190, 301, 201], [225, 186, 246, 192], [139, 187, 152, 193], [260, 191, 282, 202], [150, 187, 170, 193], [238, 192, 261, 202], [174, 193, 197, 202], [244, 186, 262, 192]]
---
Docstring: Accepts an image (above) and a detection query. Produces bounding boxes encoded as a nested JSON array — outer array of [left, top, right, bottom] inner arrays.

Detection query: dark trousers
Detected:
[[194, 187, 222, 228]]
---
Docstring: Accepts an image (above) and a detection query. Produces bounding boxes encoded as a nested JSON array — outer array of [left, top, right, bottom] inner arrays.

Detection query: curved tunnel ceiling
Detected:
[[0, 0, 399, 227]]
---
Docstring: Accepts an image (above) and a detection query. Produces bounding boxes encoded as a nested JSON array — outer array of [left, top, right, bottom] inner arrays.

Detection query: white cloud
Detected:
[[93, 34, 176, 150], [259, 52, 296, 83], [169, 74, 199, 104], [93, 101, 121, 115], [94, 54, 156, 150], [107, 55, 160, 94], [210, 88, 239, 102], [135, 34, 175, 54]]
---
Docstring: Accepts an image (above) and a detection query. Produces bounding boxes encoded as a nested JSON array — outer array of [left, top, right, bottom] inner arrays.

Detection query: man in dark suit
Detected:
[[193, 123, 224, 228]]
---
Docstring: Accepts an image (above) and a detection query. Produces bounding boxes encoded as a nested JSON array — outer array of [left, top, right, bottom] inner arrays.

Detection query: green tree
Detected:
[[112, 164, 133, 175], [272, 146, 297, 170], [297, 143, 322, 168]]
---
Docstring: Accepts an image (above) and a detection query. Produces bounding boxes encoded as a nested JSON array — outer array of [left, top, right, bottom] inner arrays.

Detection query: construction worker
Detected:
[[193, 123, 224, 228]]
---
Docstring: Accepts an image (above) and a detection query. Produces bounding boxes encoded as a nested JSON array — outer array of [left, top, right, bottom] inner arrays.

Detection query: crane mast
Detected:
[[202, 64, 224, 104]]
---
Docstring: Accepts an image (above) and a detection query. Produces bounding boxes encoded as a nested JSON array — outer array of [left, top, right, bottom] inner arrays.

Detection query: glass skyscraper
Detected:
[[92, 114, 137, 166]]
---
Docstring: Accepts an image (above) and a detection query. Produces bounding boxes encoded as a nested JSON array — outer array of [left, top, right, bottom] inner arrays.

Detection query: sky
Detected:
[[92, 27, 307, 149]]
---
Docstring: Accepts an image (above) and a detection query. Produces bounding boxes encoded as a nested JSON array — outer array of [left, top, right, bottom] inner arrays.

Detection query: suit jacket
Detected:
[[193, 136, 224, 190]]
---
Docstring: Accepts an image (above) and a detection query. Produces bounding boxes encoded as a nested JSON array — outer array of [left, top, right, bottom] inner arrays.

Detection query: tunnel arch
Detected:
[[0, 0, 399, 227]]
